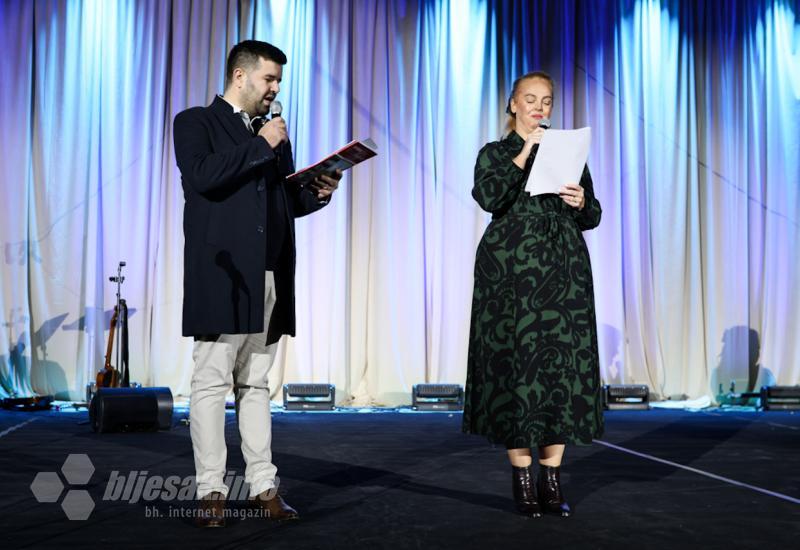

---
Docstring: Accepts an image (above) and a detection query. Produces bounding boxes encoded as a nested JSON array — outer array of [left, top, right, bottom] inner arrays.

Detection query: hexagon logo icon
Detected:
[[61, 490, 95, 520], [31, 454, 97, 520], [61, 454, 94, 485], [30, 472, 64, 503]]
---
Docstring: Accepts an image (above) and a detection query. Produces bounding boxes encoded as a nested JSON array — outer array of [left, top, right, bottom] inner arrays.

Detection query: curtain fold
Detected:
[[1, 0, 797, 405]]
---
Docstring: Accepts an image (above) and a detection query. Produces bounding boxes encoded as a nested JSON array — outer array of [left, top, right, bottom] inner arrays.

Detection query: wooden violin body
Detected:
[[97, 306, 120, 388]]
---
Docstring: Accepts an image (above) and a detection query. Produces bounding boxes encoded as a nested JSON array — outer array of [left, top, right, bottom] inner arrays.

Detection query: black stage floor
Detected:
[[1, 407, 798, 549]]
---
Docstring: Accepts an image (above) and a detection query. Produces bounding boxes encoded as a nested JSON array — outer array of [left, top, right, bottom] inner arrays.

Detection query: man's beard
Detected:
[[251, 96, 269, 116], [244, 81, 270, 116]]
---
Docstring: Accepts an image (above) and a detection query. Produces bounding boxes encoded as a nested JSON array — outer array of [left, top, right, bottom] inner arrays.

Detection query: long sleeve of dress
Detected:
[[573, 165, 602, 230], [471, 142, 526, 213]]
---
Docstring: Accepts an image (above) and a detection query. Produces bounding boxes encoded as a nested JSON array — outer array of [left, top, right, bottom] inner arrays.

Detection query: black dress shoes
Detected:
[[537, 464, 571, 517], [195, 491, 226, 528], [511, 465, 543, 518]]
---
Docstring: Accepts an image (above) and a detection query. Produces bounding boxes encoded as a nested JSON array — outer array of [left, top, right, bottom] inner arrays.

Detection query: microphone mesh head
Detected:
[[538, 117, 551, 129], [270, 100, 283, 118]]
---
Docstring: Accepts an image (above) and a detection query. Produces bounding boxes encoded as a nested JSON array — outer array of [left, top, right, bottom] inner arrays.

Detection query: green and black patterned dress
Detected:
[[462, 131, 604, 449]]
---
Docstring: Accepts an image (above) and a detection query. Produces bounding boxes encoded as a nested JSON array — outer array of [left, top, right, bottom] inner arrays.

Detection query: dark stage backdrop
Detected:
[[0, 0, 798, 405]]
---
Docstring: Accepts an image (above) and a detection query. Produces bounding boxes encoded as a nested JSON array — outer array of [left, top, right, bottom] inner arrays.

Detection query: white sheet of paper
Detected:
[[525, 127, 592, 196]]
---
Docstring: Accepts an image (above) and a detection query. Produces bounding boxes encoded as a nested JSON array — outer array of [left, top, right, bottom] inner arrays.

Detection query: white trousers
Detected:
[[190, 271, 278, 499]]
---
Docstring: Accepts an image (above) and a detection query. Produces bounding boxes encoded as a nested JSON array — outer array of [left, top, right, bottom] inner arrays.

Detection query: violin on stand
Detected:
[[96, 305, 119, 388], [95, 261, 129, 390]]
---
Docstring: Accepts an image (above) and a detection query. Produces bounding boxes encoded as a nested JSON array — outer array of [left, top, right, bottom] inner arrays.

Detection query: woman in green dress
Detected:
[[462, 71, 604, 518]]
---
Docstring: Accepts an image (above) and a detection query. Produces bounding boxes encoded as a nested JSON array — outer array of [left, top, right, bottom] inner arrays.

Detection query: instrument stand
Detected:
[[108, 261, 129, 388]]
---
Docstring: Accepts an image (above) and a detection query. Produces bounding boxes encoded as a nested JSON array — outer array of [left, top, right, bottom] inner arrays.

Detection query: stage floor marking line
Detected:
[[701, 411, 800, 431], [594, 439, 800, 505], [0, 417, 38, 439]]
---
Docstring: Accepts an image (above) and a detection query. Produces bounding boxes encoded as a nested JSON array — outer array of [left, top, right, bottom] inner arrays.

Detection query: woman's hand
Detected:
[[528, 126, 546, 145], [512, 129, 546, 169], [559, 183, 585, 210]]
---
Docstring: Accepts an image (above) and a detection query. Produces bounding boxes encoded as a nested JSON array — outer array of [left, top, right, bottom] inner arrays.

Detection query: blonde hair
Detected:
[[504, 71, 555, 133]]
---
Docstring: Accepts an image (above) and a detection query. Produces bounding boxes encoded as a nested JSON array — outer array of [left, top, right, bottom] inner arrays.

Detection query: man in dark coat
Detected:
[[173, 40, 341, 527]]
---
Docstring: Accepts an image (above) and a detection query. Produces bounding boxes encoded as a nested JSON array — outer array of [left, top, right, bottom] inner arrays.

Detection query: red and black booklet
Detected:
[[285, 138, 378, 185]]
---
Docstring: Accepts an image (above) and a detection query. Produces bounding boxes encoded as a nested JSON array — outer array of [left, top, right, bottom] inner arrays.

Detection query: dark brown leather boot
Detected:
[[511, 465, 543, 518], [537, 464, 571, 517], [195, 491, 226, 528]]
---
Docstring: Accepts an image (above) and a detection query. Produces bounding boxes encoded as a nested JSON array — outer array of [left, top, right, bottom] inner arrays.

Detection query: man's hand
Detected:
[[258, 118, 288, 150], [309, 169, 343, 200]]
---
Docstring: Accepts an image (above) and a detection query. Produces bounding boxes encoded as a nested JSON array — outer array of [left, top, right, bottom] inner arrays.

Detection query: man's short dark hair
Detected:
[[225, 40, 287, 87]]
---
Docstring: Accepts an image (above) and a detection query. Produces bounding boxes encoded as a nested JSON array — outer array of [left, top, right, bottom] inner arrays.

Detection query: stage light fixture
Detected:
[[603, 384, 650, 410], [282, 383, 335, 410], [1, 395, 54, 411], [761, 385, 800, 411], [412, 384, 464, 411]]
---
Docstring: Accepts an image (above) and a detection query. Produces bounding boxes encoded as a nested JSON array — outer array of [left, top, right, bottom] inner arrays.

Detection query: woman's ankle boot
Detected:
[[537, 464, 571, 517], [511, 465, 543, 518]]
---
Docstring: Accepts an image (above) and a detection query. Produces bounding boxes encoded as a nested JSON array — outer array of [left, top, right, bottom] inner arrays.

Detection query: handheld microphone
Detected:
[[269, 100, 284, 167], [270, 100, 282, 119], [529, 117, 551, 163]]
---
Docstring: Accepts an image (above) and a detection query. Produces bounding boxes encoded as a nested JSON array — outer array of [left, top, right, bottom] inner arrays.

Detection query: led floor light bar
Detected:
[[283, 383, 335, 410]]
